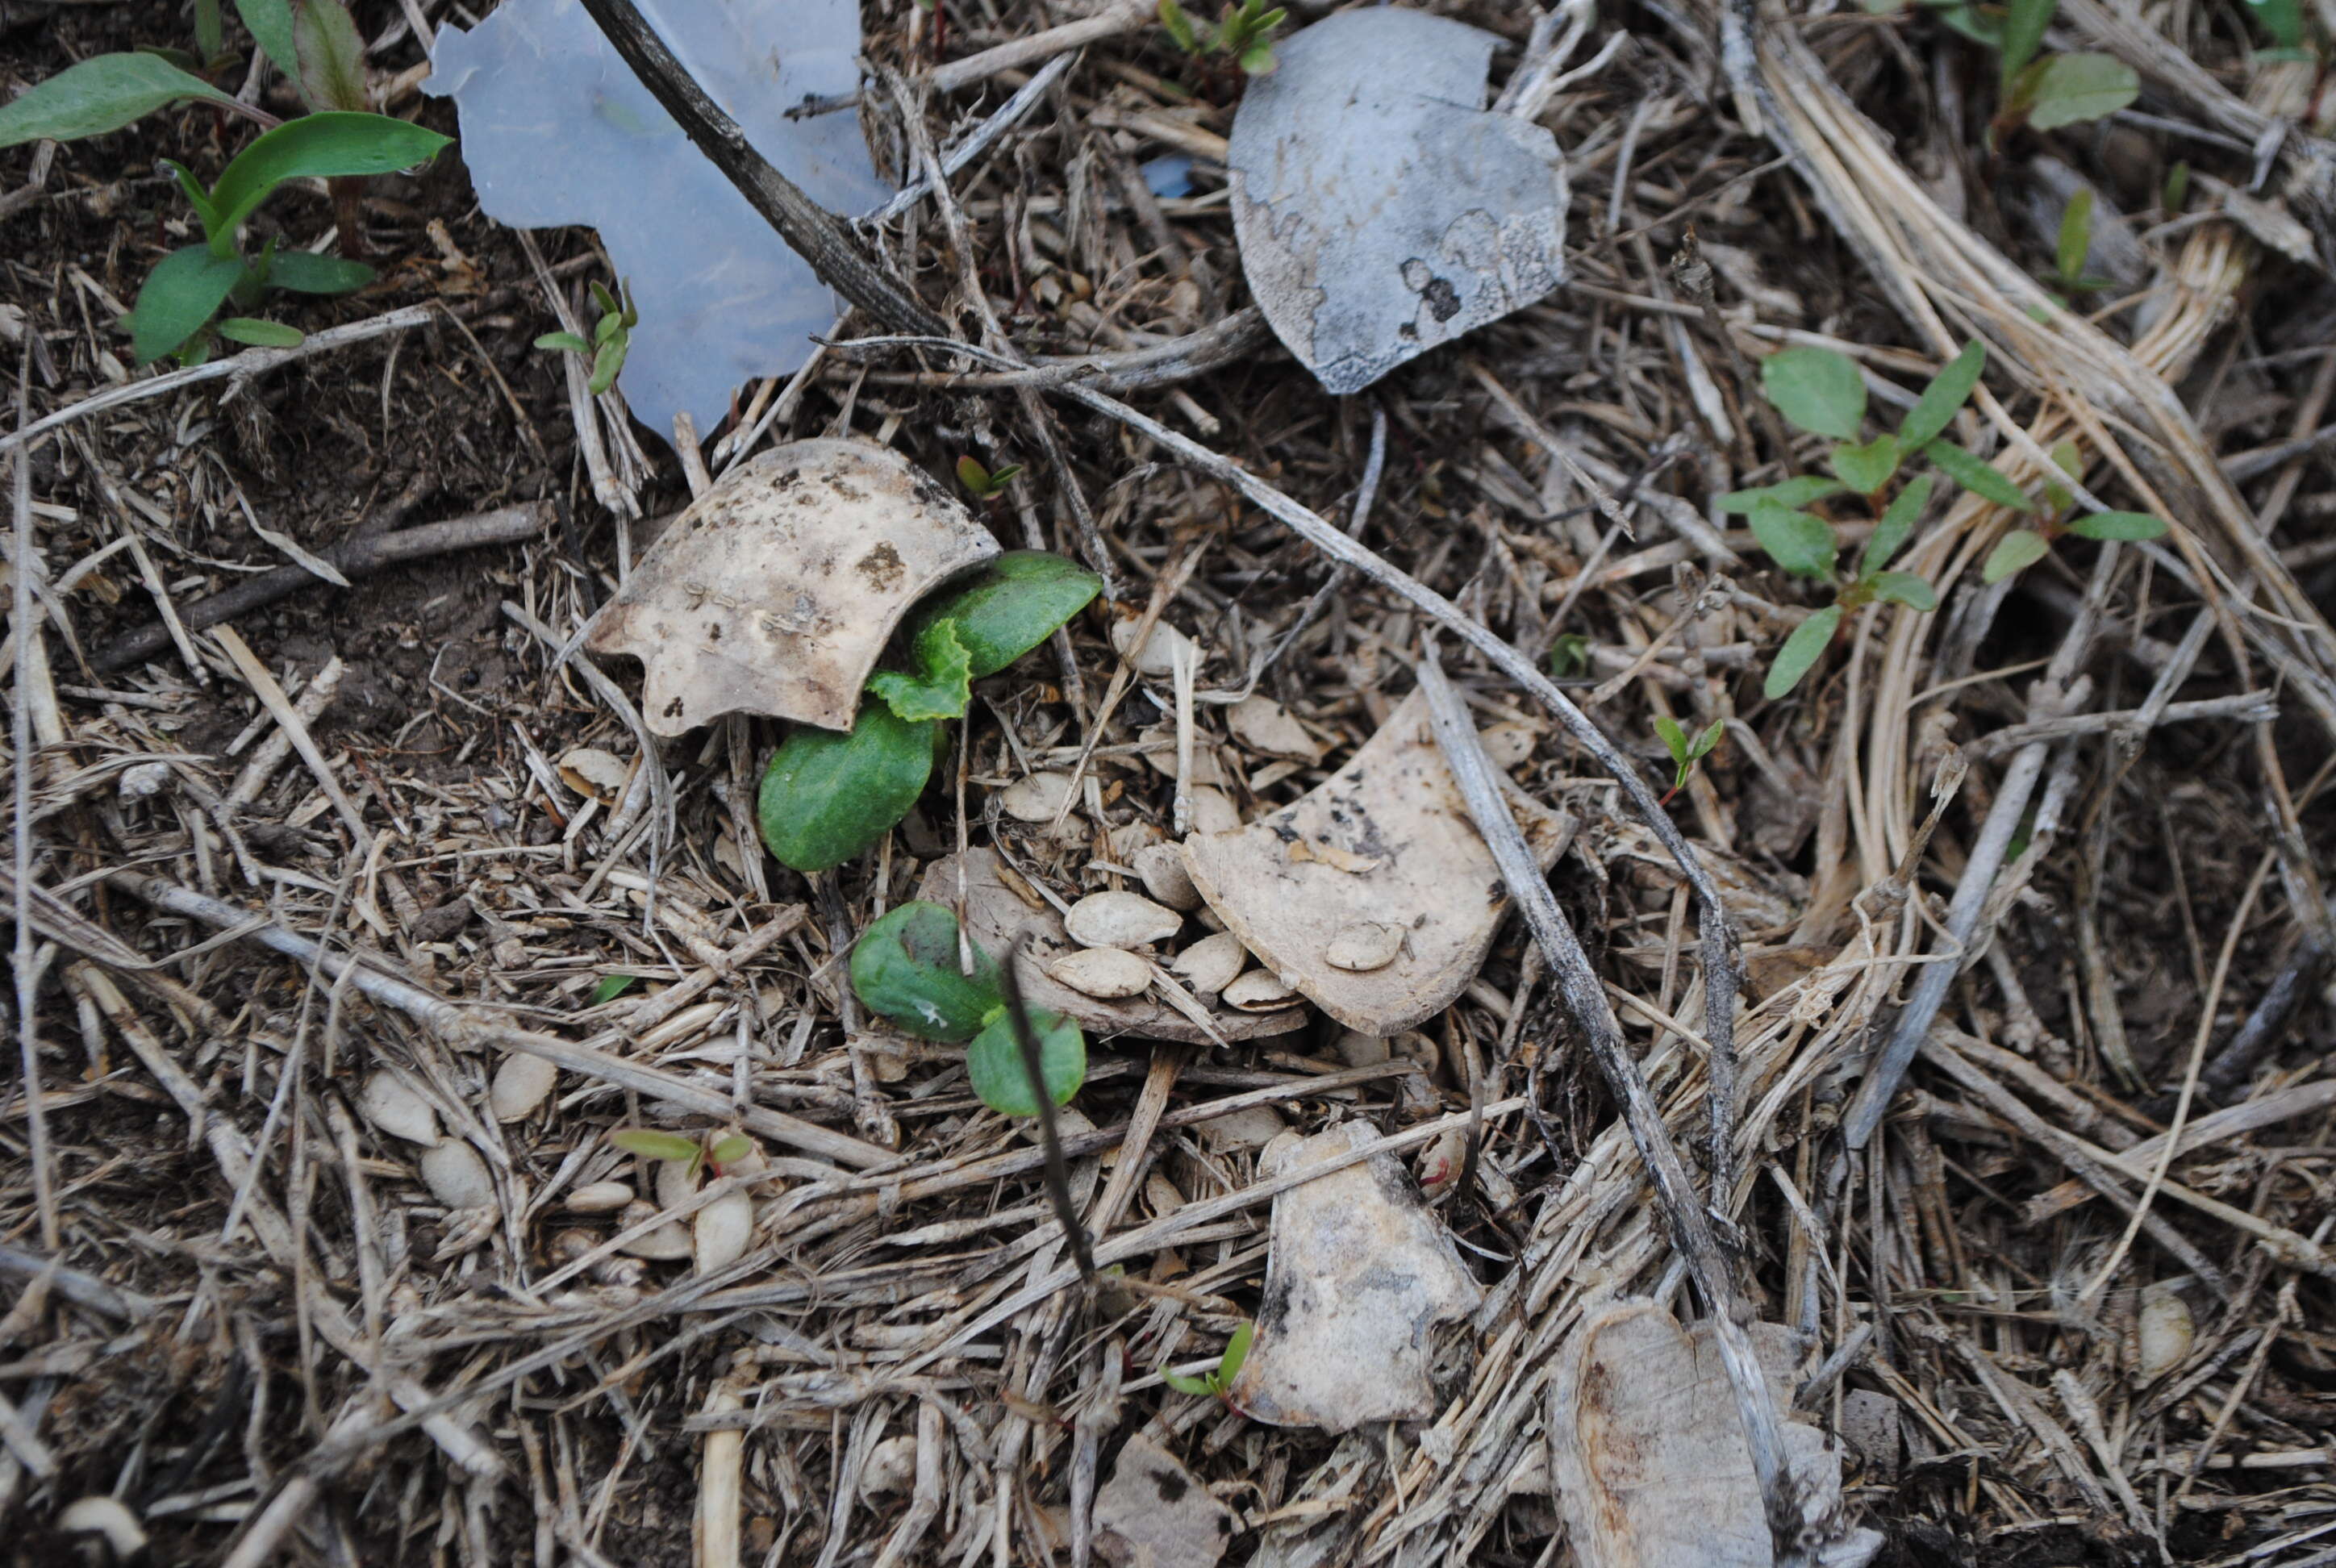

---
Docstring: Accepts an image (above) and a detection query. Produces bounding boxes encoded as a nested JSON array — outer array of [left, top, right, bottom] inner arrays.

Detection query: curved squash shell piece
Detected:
[[586, 439, 999, 736], [1183, 690, 1574, 1036]]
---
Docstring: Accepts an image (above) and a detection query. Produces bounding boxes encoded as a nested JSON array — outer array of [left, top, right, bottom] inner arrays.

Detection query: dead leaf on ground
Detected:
[[1226, 1120, 1482, 1432], [1182, 690, 1572, 1035], [1226, 6, 1569, 394], [1546, 1300, 1883, 1568], [1094, 1434, 1240, 1568], [586, 439, 997, 736], [914, 849, 1305, 1045]]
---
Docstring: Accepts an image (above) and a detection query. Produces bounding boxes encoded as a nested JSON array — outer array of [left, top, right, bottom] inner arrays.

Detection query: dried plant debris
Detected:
[[1547, 1301, 1882, 1568], [1227, 6, 1570, 394], [1183, 690, 1572, 1035], [1226, 1121, 1483, 1432], [1094, 1435, 1241, 1568], [586, 438, 998, 734], [915, 849, 1305, 1043], [423, 0, 886, 436]]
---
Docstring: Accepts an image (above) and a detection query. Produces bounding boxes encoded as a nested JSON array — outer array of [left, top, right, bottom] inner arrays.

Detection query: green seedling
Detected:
[[2244, 0, 2317, 60], [1908, 0, 2137, 134], [0, 1, 448, 365], [1158, 0, 1286, 75], [1548, 632, 1591, 681], [1162, 1321, 1254, 1399], [2040, 187, 2117, 304], [1654, 715, 1725, 807], [848, 901, 1087, 1118], [589, 973, 641, 1006], [1981, 439, 2167, 582], [1726, 341, 2009, 698], [611, 1127, 754, 1178], [758, 550, 1101, 873], [536, 280, 638, 396], [954, 455, 1024, 500]]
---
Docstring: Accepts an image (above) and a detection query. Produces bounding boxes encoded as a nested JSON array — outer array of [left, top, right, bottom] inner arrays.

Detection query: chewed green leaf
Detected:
[[1717, 475, 1844, 515], [1924, 440, 2034, 512], [1654, 715, 1690, 766], [209, 111, 451, 240], [291, 0, 369, 112], [265, 249, 374, 294], [1748, 499, 1839, 581], [849, 901, 1003, 1043], [903, 552, 1103, 678], [966, 1007, 1087, 1117], [0, 53, 237, 148], [2025, 52, 2139, 129], [1761, 345, 1867, 440], [612, 1129, 701, 1164], [1898, 340, 1984, 451], [1861, 473, 1933, 578], [1870, 571, 1938, 611], [214, 317, 303, 348], [1829, 433, 1900, 496], [1219, 1320, 1254, 1383], [125, 247, 246, 364], [869, 620, 974, 723], [757, 700, 936, 873], [2066, 511, 2167, 541], [1982, 528, 2051, 583], [1764, 603, 1842, 700]]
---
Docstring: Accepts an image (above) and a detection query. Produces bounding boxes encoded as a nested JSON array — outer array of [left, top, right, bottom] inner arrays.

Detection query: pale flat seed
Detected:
[[1170, 930, 1249, 997], [1064, 890, 1183, 949], [656, 1155, 699, 1211], [358, 1071, 441, 1146], [1112, 616, 1198, 677], [693, 1191, 755, 1273], [489, 1053, 558, 1121], [2137, 1289, 2193, 1382], [1133, 842, 1202, 911], [1324, 922, 1404, 972], [1047, 947, 1154, 999], [565, 1181, 636, 1214], [420, 1141, 496, 1211], [1222, 969, 1298, 1011], [1000, 770, 1078, 822], [615, 1200, 696, 1260]]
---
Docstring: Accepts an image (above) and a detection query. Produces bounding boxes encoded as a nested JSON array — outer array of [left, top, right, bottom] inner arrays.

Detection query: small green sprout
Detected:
[[1162, 1321, 1254, 1399], [1549, 632, 1592, 681], [848, 902, 1087, 1118], [536, 280, 638, 397], [2040, 188, 2116, 304], [1981, 440, 2168, 583], [611, 1127, 755, 1178], [589, 973, 640, 1006], [1728, 340, 2000, 699], [1158, 0, 1286, 74], [758, 552, 1100, 873], [954, 455, 1024, 500], [1654, 715, 1725, 807]]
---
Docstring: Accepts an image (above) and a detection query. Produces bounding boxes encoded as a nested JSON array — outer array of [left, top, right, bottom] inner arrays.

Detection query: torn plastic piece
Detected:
[[424, 0, 889, 439]]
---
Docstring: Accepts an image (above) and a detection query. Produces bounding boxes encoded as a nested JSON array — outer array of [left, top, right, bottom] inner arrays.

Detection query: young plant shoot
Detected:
[[758, 551, 1102, 874]]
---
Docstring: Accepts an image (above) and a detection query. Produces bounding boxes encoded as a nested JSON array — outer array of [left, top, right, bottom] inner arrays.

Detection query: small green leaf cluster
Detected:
[[849, 902, 1087, 1119], [1547, 631, 1591, 681], [1158, 0, 1286, 74], [955, 455, 1024, 500], [536, 281, 638, 396], [1654, 715, 1725, 806], [0, 1, 450, 366], [1729, 341, 1993, 698], [611, 1127, 753, 1178], [1919, 0, 2138, 133], [757, 551, 1102, 873], [1162, 1321, 1254, 1398], [1980, 440, 2167, 582]]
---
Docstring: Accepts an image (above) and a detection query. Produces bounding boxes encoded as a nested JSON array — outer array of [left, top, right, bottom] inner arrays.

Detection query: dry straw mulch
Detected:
[[3, 0, 2336, 1564]]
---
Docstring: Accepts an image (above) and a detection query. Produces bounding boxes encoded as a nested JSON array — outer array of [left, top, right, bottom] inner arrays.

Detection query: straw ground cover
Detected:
[[3, 0, 2335, 1564]]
